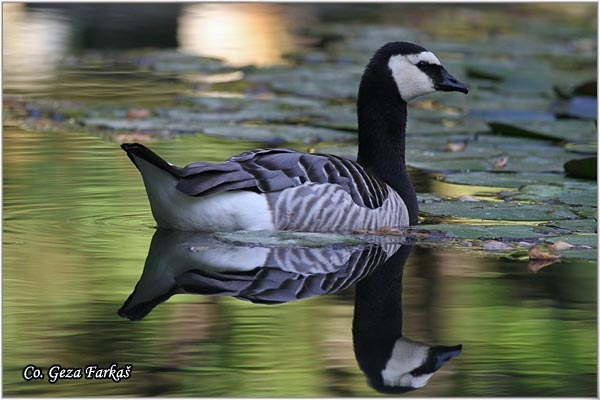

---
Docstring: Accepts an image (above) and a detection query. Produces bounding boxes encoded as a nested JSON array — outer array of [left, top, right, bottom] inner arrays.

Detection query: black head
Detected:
[[364, 41, 468, 102]]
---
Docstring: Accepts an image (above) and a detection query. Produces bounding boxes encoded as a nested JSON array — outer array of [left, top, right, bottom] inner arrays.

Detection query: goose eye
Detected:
[[416, 61, 429, 68]]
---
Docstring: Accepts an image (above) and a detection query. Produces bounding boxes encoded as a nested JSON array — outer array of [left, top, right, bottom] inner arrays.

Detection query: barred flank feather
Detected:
[[269, 183, 408, 231]]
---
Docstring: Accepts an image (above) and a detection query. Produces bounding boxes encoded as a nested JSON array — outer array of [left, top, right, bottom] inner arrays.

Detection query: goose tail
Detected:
[[121, 143, 181, 179]]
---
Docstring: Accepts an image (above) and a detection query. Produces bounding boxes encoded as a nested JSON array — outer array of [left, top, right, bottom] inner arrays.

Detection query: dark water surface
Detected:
[[3, 3, 597, 397]]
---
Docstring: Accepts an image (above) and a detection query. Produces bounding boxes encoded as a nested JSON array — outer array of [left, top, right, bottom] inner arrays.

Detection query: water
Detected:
[[3, 3, 597, 397]]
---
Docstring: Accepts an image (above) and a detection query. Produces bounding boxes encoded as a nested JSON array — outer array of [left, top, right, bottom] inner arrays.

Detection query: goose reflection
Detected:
[[352, 243, 462, 393], [118, 230, 396, 318], [119, 229, 461, 394]]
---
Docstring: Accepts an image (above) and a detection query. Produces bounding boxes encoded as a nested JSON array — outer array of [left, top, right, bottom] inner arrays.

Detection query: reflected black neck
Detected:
[[356, 74, 418, 224], [352, 245, 413, 386]]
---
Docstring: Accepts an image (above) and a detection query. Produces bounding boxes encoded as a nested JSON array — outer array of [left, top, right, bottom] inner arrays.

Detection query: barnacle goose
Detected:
[[122, 42, 468, 232]]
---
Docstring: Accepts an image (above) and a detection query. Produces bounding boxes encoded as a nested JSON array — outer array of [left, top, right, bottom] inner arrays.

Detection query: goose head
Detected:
[[361, 41, 468, 103], [374, 338, 462, 393]]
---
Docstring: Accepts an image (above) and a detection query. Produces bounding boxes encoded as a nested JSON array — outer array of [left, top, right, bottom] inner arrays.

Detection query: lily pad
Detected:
[[546, 234, 598, 248], [470, 109, 555, 123], [550, 96, 597, 119], [542, 218, 597, 234], [246, 65, 362, 100], [487, 119, 596, 142], [82, 117, 194, 134], [419, 199, 580, 221], [544, 235, 598, 260], [466, 92, 552, 114], [201, 124, 355, 144], [498, 183, 598, 207], [413, 223, 559, 240], [466, 59, 556, 94], [466, 61, 513, 81], [140, 50, 231, 74], [564, 157, 597, 180], [408, 146, 573, 173], [554, 248, 598, 260], [564, 142, 597, 155], [80, 94, 359, 140], [441, 171, 569, 188], [555, 80, 597, 98]]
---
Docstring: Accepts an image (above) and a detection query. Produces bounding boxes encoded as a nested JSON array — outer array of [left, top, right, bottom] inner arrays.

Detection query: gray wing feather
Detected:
[[175, 148, 390, 209]]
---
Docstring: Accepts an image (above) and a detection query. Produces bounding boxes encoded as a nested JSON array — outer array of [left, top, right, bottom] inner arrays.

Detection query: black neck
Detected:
[[356, 73, 418, 224], [352, 245, 413, 389]]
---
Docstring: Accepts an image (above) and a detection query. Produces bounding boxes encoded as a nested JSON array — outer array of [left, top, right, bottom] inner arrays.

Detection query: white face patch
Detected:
[[388, 51, 440, 102], [381, 338, 430, 388], [407, 51, 441, 66]]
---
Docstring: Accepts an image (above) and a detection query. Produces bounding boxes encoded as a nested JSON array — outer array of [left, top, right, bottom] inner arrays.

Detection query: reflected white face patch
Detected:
[[381, 337, 431, 388], [388, 51, 440, 102]]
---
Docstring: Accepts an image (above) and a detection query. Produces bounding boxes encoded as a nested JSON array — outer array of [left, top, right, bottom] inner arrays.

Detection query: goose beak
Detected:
[[436, 69, 468, 94], [432, 344, 463, 370]]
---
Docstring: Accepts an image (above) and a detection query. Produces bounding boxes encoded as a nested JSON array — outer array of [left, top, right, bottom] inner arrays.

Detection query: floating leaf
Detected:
[[471, 109, 554, 123], [466, 62, 512, 81], [542, 219, 597, 234], [442, 171, 553, 187], [141, 50, 230, 74], [247, 65, 362, 99], [201, 124, 355, 144], [409, 147, 572, 173], [553, 248, 598, 260], [564, 157, 597, 180], [555, 80, 597, 98], [564, 142, 597, 155], [546, 235, 598, 248], [415, 223, 558, 240], [442, 171, 592, 189], [419, 199, 580, 221], [551, 96, 597, 119], [505, 183, 597, 207], [487, 119, 596, 142], [572, 81, 597, 96]]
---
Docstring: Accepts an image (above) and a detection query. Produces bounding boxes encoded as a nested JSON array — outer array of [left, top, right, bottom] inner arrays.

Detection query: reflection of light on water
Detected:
[[178, 3, 309, 67], [182, 70, 244, 84], [3, 3, 71, 93]]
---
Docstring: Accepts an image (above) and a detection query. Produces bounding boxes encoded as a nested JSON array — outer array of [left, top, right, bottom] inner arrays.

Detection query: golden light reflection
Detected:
[[2, 3, 71, 92], [177, 3, 312, 67], [430, 178, 511, 201]]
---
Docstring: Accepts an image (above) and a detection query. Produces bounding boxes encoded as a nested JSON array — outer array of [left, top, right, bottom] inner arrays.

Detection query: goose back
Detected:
[[178, 148, 390, 209]]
